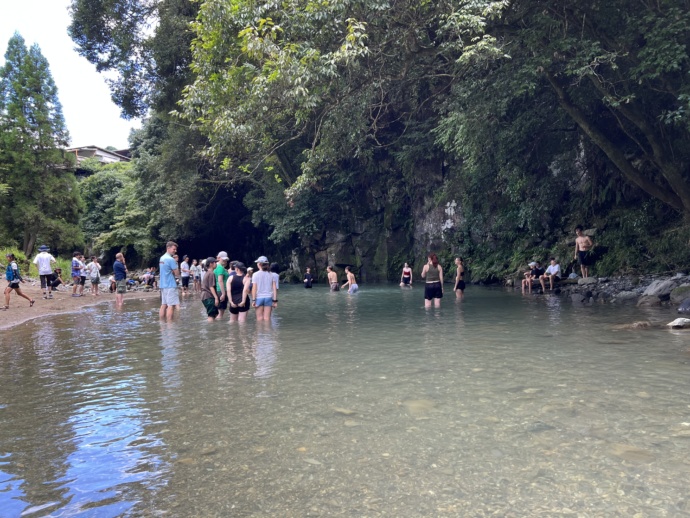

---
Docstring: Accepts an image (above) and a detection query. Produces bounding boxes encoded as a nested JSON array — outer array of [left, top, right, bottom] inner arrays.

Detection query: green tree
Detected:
[[0, 33, 83, 255]]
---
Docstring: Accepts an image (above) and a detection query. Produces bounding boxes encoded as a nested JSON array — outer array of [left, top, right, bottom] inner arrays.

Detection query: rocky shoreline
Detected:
[[506, 272, 690, 310]]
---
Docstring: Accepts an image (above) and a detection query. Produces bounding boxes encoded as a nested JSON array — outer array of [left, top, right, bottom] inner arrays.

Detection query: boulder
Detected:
[[643, 279, 677, 297], [570, 293, 586, 303], [578, 277, 598, 286], [613, 291, 640, 305], [678, 298, 690, 314], [637, 295, 662, 307], [670, 285, 690, 304], [667, 318, 690, 329]]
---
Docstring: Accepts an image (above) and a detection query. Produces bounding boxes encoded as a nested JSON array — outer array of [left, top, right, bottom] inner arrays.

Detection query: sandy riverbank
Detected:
[[0, 282, 161, 330]]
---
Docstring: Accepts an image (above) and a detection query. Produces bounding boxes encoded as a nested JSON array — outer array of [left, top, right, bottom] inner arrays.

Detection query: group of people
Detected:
[[416, 254, 466, 308]]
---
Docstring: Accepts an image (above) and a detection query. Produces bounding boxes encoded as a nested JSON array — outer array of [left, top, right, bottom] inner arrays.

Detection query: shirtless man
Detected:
[[341, 266, 358, 294], [327, 265, 339, 291], [574, 226, 594, 278]]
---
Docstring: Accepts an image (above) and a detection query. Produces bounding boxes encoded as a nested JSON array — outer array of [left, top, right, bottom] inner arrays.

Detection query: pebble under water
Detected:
[[1, 285, 690, 516]]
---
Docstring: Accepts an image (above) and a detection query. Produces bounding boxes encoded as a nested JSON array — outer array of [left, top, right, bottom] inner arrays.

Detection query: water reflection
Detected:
[[1, 288, 690, 516]]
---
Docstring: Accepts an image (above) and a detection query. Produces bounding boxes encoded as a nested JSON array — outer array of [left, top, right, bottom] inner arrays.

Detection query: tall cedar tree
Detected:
[[0, 33, 83, 255]]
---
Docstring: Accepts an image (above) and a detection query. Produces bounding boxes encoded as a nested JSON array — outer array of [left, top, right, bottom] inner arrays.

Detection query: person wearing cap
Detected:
[[33, 245, 57, 299], [252, 256, 277, 321], [227, 261, 251, 322], [521, 261, 541, 293], [201, 257, 220, 322], [159, 241, 180, 319], [214, 251, 229, 318]]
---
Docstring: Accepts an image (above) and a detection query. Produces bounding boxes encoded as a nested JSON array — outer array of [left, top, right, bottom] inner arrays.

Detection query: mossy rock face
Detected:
[[670, 285, 690, 304]]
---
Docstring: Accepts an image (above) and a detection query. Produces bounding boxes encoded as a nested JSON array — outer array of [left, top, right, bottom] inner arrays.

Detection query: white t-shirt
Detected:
[[181, 261, 190, 277], [253, 270, 275, 299], [271, 272, 280, 290], [33, 252, 56, 275], [87, 262, 102, 278], [545, 264, 561, 276], [79, 259, 87, 277]]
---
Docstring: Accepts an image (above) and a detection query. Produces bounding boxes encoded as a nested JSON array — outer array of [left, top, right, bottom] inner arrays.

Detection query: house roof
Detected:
[[65, 145, 131, 162]]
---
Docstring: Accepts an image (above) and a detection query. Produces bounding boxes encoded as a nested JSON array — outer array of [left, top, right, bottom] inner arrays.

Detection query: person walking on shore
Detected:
[[71, 252, 83, 297], [421, 253, 443, 308], [341, 266, 358, 294], [252, 256, 277, 321], [33, 245, 56, 299], [159, 241, 180, 320], [454, 257, 465, 300], [86, 256, 102, 296], [113, 253, 127, 307], [3, 253, 34, 310]]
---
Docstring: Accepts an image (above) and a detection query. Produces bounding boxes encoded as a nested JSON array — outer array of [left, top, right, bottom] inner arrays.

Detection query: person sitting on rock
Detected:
[[539, 257, 561, 291], [521, 262, 538, 292]]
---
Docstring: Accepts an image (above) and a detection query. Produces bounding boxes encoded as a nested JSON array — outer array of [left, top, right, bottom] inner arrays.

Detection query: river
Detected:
[[1, 285, 689, 516]]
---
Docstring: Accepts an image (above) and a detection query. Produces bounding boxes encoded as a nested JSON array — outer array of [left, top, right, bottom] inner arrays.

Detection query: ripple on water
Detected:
[[0, 288, 689, 515]]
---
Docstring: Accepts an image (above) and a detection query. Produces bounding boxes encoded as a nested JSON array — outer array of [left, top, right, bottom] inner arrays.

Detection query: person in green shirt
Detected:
[[214, 251, 229, 319]]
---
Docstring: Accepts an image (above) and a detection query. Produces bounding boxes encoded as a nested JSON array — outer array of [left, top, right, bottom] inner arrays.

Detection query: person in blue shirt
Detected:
[[159, 241, 180, 320], [113, 252, 128, 307]]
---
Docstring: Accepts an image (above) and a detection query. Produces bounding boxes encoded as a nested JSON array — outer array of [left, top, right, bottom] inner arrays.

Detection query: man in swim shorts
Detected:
[[159, 241, 180, 320], [574, 226, 594, 278], [341, 266, 358, 294], [327, 265, 339, 291]]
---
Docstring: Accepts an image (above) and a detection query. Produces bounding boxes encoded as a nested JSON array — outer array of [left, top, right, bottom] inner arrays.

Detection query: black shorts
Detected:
[[578, 250, 595, 266], [181, 277, 190, 288], [229, 302, 250, 315], [455, 280, 466, 291], [424, 281, 443, 300], [402, 276, 411, 285], [218, 298, 228, 310], [40, 274, 52, 289], [79, 277, 87, 286], [8, 281, 20, 290], [50, 279, 62, 289]]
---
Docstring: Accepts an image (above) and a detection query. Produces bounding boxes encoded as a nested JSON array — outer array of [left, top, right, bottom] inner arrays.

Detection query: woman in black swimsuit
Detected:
[[227, 262, 251, 322], [454, 257, 466, 300]]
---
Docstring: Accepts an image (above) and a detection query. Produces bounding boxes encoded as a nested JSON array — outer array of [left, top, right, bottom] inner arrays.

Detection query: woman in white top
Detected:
[[87, 256, 102, 296], [190, 259, 202, 293], [251, 256, 277, 321]]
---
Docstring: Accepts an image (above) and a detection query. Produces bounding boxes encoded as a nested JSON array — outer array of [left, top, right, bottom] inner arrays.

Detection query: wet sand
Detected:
[[0, 282, 161, 330]]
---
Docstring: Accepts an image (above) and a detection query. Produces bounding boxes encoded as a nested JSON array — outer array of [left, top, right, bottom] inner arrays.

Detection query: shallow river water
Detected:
[[1, 285, 690, 517]]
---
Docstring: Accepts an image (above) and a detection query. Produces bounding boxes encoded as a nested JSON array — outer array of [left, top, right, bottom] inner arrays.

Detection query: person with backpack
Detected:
[[4, 253, 34, 309]]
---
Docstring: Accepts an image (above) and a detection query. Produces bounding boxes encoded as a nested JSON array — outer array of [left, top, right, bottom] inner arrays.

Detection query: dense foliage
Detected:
[[64, 1, 690, 277]]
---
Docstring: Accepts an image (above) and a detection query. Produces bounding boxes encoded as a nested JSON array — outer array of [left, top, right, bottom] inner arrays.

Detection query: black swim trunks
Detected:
[[578, 250, 595, 266], [424, 281, 443, 300], [455, 280, 466, 291]]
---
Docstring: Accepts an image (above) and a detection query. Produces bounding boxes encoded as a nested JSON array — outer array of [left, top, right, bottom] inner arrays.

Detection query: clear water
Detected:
[[1, 286, 690, 517]]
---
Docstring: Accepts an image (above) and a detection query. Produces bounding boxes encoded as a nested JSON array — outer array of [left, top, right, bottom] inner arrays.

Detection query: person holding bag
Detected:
[[87, 256, 102, 296]]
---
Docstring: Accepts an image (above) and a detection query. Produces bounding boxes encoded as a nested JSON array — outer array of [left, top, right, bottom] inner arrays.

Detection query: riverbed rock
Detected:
[[611, 291, 640, 305], [577, 277, 598, 286], [678, 298, 690, 314], [613, 321, 652, 330], [670, 285, 690, 304], [666, 318, 690, 329], [570, 293, 586, 303], [643, 279, 677, 297], [637, 295, 663, 307]]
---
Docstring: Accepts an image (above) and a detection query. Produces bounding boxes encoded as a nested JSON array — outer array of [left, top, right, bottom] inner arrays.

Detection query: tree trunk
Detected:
[[545, 73, 684, 213], [23, 231, 37, 258]]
